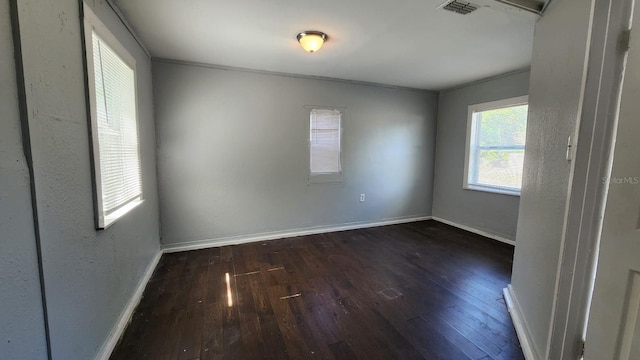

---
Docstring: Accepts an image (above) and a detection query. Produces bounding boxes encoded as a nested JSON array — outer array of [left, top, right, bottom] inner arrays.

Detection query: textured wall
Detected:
[[432, 71, 530, 241], [14, 0, 161, 359], [0, 0, 48, 358], [510, 0, 594, 357], [153, 61, 438, 247]]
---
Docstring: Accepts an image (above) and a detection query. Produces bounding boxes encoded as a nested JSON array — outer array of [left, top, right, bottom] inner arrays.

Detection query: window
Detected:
[[309, 108, 343, 183], [464, 96, 528, 195], [83, 5, 142, 229]]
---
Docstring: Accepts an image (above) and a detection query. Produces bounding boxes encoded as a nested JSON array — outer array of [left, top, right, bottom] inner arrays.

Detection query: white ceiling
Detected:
[[113, 0, 539, 90]]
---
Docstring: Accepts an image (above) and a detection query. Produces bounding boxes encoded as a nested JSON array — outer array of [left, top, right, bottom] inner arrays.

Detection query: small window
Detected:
[[309, 108, 343, 183], [464, 96, 528, 196], [83, 5, 143, 229]]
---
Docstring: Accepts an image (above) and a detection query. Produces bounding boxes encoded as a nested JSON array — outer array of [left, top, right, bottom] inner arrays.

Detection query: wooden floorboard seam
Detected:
[[109, 220, 524, 360]]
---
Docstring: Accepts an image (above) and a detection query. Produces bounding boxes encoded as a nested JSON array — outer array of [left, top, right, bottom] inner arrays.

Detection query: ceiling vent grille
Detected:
[[441, 0, 479, 14]]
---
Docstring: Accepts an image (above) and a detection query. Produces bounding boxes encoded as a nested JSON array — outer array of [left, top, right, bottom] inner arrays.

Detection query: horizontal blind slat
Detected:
[[310, 109, 341, 174], [93, 31, 142, 216]]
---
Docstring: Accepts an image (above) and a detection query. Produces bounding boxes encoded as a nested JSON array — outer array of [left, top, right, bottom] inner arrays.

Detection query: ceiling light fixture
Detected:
[[296, 31, 328, 53]]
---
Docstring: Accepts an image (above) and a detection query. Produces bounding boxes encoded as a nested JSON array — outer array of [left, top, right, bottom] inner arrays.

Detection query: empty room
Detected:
[[3, 0, 638, 359]]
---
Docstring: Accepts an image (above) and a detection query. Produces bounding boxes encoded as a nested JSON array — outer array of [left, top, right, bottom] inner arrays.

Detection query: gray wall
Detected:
[[153, 61, 438, 247], [14, 0, 161, 359], [510, 0, 593, 357], [0, 0, 48, 358], [432, 71, 530, 241]]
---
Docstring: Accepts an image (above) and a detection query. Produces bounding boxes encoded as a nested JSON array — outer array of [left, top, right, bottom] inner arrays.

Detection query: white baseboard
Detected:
[[162, 215, 433, 253], [431, 216, 516, 246], [93, 216, 516, 360], [503, 285, 541, 360], [95, 249, 163, 360], [92, 216, 523, 359], [94, 215, 432, 359]]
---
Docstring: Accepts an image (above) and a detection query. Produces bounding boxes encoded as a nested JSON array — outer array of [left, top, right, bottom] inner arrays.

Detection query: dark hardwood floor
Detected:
[[110, 220, 523, 360]]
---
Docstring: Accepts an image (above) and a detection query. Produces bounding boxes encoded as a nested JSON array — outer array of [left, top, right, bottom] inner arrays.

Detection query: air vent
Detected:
[[440, 0, 479, 15]]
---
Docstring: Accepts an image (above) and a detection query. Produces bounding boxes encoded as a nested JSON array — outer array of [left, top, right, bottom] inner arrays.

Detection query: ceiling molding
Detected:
[[105, 0, 150, 59], [540, 0, 555, 14], [439, 67, 531, 94], [152, 57, 440, 94], [494, 0, 544, 14], [115, 0, 535, 90]]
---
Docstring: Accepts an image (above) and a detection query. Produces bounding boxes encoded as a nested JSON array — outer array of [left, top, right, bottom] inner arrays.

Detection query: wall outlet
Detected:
[[360, 194, 366, 202]]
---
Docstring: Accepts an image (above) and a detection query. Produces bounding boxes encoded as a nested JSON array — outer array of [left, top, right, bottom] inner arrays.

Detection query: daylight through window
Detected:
[[85, 5, 143, 229], [465, 96, 528, 195], [310, 108, 342, 175]]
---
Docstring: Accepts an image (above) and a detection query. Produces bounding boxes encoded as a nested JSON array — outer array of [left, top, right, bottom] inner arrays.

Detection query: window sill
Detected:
[[99, 198, 144, 229], [463, 185, 520, 197]]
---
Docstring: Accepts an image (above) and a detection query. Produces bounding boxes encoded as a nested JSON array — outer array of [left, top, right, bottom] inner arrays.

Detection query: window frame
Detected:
[[306, 105, 346, 184], [463, 95, 529, 196], [82, 3, 143, 229]]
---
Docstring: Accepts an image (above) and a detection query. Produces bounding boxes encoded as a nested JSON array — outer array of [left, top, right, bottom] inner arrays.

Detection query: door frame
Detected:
[[547, 0, 634, 358]]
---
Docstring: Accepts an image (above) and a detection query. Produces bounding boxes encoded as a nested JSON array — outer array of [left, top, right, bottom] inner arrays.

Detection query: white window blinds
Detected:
[[91, 31, 142, 227], [310, 109, 342, 174]]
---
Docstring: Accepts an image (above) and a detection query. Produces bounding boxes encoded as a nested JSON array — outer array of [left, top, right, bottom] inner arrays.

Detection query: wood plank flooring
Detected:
[[110, 220, 523, 360]]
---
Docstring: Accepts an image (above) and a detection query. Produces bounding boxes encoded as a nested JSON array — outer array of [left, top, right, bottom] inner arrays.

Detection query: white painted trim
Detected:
[[463, 95, 529, 194], [104, 0, 152, 59], [439, 68, 531, 94], [91, 216, 515, 359], [504, 285, 542, 360], [95, 250, 162, 360], [468, 95, 529, 113], [463, 184, 521, 197], [84, 3, 143, 231], [162, 215, 432, 253], [431, 216, 516, 246], [307, 106, 346, 184], [93, 216, 431, 358]]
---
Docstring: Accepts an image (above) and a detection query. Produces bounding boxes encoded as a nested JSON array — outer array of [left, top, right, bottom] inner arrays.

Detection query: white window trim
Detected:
[[83, 3, 143, 229], [463, 95, 528, 196], [306, 105, 346, 184]]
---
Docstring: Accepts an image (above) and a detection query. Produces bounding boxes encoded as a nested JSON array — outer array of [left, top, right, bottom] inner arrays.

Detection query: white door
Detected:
[[584, 3, 640, 358]]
